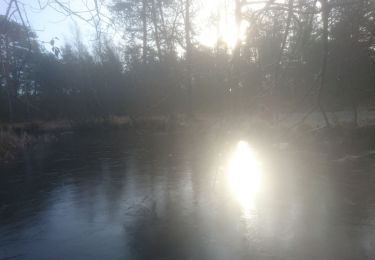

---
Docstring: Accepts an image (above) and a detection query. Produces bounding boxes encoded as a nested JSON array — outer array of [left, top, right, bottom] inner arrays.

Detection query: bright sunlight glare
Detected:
[[226, 141, 262, 214], [197, 0, 244, 49], [197, 0, 264, 49]]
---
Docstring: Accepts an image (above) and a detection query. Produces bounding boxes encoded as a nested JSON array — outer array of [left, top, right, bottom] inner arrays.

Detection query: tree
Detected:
[[0, 15, 39, 121], [111, 0, 150, 63], [184, 0, 193, 116]]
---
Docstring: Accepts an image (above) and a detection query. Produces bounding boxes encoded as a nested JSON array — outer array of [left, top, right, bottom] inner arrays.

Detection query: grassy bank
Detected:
[[0, 116, 187, 162], [0, 130, 33, 162], [0, 116, 185, 134], [1, 115, 375, 163]]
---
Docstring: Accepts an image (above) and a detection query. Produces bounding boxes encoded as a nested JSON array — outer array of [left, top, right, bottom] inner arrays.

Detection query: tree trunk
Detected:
[[142, 0, 148, 63], [350, 0, 364, 127], [272, 0, 293, 120], [234, 0, 241, 60], [233, 0, 242, 113], [185, 0, 193, 117], [318, 0, 330, 127], [274, 0, 293, 89], [3, 23, 14, 122], [151, 0, 162, 61], [156, 0, 168, 50]]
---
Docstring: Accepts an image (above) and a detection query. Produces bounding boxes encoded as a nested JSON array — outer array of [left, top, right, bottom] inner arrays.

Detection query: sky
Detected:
[[1, 0, 104, 51], [1, 0, 267, 52], [26, 3, 96, 45]]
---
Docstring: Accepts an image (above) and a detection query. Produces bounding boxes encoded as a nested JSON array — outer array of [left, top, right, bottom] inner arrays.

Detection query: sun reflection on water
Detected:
[[226, 140, 262, 217]]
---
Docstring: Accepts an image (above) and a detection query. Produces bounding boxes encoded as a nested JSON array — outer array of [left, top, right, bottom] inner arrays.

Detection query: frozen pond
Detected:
[[1, 131, 375, 259]]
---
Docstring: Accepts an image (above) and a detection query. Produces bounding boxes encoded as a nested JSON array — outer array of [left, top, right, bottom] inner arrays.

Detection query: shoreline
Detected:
[[1, 116, 375, 164]]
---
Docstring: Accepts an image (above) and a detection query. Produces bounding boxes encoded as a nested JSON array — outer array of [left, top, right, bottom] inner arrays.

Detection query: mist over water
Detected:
[[1, 131, 375, 260], [2, 0, 375, 258]]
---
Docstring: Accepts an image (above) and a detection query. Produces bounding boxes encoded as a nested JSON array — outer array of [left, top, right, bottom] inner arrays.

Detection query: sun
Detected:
[[197, 0, 249, 49]]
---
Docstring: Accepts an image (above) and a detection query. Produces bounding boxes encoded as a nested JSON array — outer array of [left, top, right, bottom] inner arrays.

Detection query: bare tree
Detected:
[[151, 0, 162, 61], [142, 0, 148, 63], [317, 0, 330, 127], [184, 0, 193, 116]]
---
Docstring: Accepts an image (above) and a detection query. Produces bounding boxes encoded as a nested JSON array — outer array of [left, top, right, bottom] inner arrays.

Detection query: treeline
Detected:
[[1, 0, 375, 123]]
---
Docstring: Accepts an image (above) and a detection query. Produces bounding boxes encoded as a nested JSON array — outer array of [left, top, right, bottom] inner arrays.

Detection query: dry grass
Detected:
[[0, 130, 33, 161], [0, 116, 182, 162]]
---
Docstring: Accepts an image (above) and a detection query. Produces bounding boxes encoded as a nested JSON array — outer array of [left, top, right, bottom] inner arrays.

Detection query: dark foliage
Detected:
[[0, 1, 375, 123]]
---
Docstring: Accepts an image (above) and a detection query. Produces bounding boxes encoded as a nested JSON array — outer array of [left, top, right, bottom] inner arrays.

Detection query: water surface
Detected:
[[1, 131, 375, 259]]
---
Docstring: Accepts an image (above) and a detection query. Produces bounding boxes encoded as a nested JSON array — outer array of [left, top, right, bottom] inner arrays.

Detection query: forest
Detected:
[[2, 1, 375, 259], [1, 0, 374, 125]]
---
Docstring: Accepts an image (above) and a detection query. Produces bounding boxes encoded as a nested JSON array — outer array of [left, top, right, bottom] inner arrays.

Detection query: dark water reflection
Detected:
[[1, 132, 375, 259]]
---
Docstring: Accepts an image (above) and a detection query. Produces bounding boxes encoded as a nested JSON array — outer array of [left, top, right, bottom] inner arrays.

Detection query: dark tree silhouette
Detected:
[[0, 0, 374, 124]]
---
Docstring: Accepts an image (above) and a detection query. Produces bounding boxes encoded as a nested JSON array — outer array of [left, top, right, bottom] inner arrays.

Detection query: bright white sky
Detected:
[[1, 0, 106, 51], [1, 0, 267, 52], [197, 0, 265, 49]]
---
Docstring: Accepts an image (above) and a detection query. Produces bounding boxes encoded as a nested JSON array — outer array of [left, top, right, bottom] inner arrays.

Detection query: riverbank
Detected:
[[0, 116, 176, 134], [0, 130, 30, 162], [1, 116, 375, 163], [0, 130, 58, 163], [0, 116, 185, 162]]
